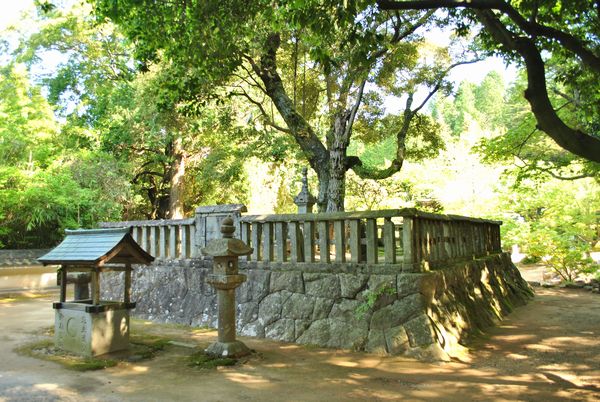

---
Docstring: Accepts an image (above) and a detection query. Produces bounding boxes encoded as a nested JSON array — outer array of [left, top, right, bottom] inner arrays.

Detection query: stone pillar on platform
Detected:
[[294, 167, 316, 214], [202, 216, 253, 357]]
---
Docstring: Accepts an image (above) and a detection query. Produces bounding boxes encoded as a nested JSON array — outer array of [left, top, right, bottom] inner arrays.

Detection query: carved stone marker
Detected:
[[202, 216, 253, 357]]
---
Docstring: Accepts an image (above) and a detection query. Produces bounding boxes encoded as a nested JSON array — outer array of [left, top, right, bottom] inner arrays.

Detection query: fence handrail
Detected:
[[240, 208, 502, 225], [100, 218, 195, 228]]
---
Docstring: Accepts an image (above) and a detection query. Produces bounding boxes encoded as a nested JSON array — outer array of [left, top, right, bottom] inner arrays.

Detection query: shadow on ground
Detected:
[[0, 287, 599, 401]]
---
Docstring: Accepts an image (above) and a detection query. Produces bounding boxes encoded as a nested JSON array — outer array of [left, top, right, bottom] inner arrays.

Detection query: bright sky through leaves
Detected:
[[1, 0, 515, 94]]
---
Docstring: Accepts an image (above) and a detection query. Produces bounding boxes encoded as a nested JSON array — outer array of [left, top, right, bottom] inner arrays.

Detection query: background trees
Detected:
[[378, 0, 600, 163], [0, 62, 129, 247], [0, 0, 597, 286], [91, 0, 477, 211]]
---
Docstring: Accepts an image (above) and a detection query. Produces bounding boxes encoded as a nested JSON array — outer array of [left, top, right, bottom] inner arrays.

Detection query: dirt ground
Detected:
[[1, 286, 599, 402]]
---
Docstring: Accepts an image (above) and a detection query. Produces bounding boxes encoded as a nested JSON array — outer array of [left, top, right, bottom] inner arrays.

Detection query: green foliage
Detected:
[[476, 72, 600, 183], [0, 151, 129, 248], [89, 0, 461, 210], [353, 112, 444, 163], [16, 339, 118, 371], [0, 53, 130, 247], [500, 179, 599, 282], [432, 71, 506, 138], [0, 63, 58, 168], [355, 283, 396, 319]]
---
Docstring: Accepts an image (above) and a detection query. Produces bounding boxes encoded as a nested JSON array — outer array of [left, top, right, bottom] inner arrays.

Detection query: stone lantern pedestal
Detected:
[[202, 216, 253, 358]]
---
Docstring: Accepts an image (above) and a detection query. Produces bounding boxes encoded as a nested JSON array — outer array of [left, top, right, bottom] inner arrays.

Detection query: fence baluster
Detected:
[[251, 222, 262, 261], [289, 221, 304, 263], [333, 220, 345, 263], [317, 221, 330, 263], [365, 218, 378, 264], [303, 221, 316, 262], [262, 222, 273, 262], [274, 222, 287, 262], [383, 218, 396, 264]]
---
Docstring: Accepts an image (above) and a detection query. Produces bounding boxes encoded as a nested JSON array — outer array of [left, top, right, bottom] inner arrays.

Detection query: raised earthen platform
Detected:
[[103, 252, 532, 360]]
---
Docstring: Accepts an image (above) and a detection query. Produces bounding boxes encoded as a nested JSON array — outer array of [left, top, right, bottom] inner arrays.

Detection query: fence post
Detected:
[[402, 216, 423, 272], [274, 222, 287, 262], [348, 219, 362, 263], [149, 226, 157, 257], [303, 221, 316, 263], [383, 218, 396, 264], [289, 221, 304, 263], [365, 219, 378, 264], [317, 221, 330, 263], [333, 220, 346, 263], [159, 225, 166, 259]]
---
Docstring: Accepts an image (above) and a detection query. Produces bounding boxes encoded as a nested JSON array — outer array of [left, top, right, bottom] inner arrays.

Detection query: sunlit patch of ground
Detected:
[[1, 287, 599, 401]]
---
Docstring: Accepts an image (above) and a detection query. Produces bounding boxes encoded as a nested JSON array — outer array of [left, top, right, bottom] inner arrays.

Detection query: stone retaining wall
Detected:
[[102, 253, 532, 360]]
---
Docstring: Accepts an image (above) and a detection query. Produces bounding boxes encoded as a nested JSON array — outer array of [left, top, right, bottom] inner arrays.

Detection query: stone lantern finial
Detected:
[[294, 167, 316, 214], [220, 216, 235, 238]]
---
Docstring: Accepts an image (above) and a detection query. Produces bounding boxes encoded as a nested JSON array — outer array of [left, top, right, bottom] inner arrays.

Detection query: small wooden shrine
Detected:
[[38, 228, 154, 357]]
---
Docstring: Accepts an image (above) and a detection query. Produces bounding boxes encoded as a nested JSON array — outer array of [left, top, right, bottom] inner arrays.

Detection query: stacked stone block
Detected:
[[102, 252, 532, 360]]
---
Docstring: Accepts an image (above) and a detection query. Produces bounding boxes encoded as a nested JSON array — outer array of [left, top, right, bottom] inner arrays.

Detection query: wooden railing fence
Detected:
[[100, 205, 502, 272], [239, 209, 501, 272]]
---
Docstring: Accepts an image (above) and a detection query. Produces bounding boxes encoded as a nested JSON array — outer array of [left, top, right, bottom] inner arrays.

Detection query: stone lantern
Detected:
[[294, 167, 316, 214], [201, 216, 253, 357]]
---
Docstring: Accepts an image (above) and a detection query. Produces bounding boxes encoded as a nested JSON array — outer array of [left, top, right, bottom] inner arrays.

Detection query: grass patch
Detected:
[[16, 331, 173, 371], [16, 340, 118, 371], [188, 350, 237, 369], [300, 343, 323, 351], [129, 333, 171, 360], [0, 298, 17, 304]]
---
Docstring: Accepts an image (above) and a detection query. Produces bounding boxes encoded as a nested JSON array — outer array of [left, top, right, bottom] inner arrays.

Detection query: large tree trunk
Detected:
[[315, 166, 330, 213], [167, 136, 186, 219], [326, 111, 352, 212]]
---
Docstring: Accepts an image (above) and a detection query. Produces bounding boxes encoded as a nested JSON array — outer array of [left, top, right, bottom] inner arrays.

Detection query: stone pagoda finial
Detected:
[[220, 216, 235, 238], [294, 167, 316, 214]]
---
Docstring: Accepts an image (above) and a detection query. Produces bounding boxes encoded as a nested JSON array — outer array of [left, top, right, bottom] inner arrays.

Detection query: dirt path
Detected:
[[1, 288, 599, 402]]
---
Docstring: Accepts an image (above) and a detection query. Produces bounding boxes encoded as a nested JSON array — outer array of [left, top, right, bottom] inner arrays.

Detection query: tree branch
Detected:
[[253, 33, 329, 172], [344, 79, 367, 141], [132, 170, 164, 184], [377, 0, 600, 74], [230, 89, 292, 134], [514, 155, 592, 181], [370, 9, 435, 60], [475, 9, 600, 162]]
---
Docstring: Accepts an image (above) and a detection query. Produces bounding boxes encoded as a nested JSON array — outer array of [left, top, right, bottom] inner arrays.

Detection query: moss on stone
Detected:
[[188, 350, 237, 368]]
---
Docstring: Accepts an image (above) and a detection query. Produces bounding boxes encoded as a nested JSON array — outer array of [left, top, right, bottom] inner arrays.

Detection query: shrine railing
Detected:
[[99, 204, 247, 260], [239, 208, 502, 272], [99, 205, 502, 272], [101, 218, 196, 260]]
